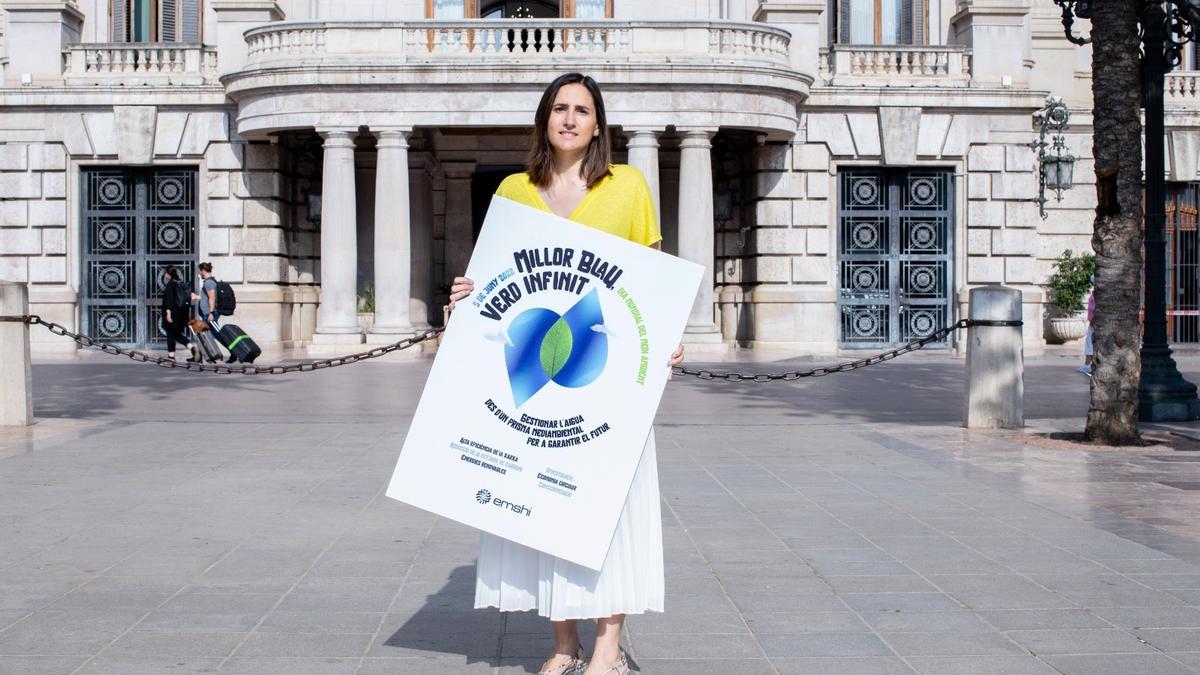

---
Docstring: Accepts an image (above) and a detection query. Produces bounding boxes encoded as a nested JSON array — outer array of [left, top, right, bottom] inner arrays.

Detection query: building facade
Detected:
[[2, 0, 1199, 356]]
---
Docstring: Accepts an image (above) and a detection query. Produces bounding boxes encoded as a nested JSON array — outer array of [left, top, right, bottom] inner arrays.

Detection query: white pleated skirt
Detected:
[[473, 431, 665, 621]]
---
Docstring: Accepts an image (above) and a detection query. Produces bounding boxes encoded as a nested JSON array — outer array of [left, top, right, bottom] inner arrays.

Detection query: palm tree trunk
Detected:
[[1084, 0, 1143, 445]]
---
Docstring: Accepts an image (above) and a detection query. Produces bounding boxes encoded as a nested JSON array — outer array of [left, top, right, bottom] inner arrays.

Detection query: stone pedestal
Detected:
[[3, 0, 83, 86], [211, 0, 285, 76], [752, 0, 824, 77], [677, 129, 722, 345], [964, 285, 1024, 429], [312, 128, 364, 347], [368, 128, 417, 344], [951, 0, 1033, 87], [0, 282, 33, 426]]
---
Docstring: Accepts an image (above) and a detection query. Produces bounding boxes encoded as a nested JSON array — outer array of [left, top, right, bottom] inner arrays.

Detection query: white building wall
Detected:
[[2, 0, 1199, 355]]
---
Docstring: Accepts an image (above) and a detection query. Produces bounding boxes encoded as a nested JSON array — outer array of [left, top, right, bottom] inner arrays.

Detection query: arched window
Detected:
[[836, 0, 925, 45], [111, 0, 201, 42]]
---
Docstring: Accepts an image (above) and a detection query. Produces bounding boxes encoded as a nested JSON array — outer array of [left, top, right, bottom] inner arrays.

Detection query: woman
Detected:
[[449, 73, 684, 675], [160, 266, 198, 362]]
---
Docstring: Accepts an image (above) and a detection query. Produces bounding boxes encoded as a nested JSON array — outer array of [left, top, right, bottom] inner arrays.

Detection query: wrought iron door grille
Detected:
[[1166, 183, 1200, 343], [81, 167, 198, 348], [838, 168, 954, 348]]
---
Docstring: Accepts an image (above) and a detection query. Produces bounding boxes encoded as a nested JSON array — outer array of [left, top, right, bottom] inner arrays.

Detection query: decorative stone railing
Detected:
[[243, 20, 791, 66], [63, 43, 218, 85], [818, 45, 971, 86], [1167, 73, 1200, 102]]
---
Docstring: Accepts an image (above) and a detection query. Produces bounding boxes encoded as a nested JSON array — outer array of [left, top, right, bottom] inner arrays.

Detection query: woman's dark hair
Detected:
[[164, 266, 181, 282], [527, 72, 612, 189], [198, 262, 213, 273]]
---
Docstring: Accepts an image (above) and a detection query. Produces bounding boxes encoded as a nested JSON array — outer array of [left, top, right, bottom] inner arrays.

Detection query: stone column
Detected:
[[624, 128, 662, 226], [368, 128, 416, 342], [313, 128, 364, 345], [442, 162, 477, 285], [409, 158, 435, 329], [677, 128, 722, 342]]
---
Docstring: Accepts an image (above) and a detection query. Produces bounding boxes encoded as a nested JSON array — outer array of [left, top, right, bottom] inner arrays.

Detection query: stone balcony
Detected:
[[818, 45, 972, 87], [221, 20, 810, 138], [63, 43, 219, 86], [1168, 72, 1200, 104], [244, 20, 792, 64]]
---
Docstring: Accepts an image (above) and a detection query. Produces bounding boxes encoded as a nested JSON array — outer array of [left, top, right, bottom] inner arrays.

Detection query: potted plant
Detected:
[[1046, 249, 1095, 342], [357, 282, 375, 334]]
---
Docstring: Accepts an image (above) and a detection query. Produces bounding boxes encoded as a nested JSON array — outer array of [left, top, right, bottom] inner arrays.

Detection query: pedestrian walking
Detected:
[[449, 73, 684, 675], [1078, 281, 1095, 377], [193, 261, 239, 364], [196, 262, 220, 329], [160, 266, 198, 362]]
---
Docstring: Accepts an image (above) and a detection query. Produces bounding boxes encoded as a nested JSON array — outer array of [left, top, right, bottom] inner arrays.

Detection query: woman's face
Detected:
[[546, 83, 598, 157]]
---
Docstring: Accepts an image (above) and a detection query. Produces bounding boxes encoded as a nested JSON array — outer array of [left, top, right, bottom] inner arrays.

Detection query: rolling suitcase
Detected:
[[213, 322, 261, 364], [189, 322, 222, 363]]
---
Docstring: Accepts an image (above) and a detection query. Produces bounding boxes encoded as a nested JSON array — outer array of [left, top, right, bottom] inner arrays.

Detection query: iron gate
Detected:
[[837, 168, 954, 348], [81, 167, 198, 347], [1166, 183, 1200, 343]]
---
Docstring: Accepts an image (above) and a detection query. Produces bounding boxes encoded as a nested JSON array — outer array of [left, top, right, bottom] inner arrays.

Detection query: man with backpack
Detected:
[[195, 262, 239, 363]]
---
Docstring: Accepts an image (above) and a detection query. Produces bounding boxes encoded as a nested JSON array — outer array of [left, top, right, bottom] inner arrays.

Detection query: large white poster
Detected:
[[386, 196, 703, 570]]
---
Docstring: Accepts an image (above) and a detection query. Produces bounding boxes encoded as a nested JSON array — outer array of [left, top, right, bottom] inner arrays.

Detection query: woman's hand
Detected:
[[165, 310, 173, 323], [448, 276, 475, 311], [667, 343, 684, 381], [190, 292, 199, 301]]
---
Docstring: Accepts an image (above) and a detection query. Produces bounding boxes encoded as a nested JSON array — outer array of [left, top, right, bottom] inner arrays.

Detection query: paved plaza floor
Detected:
[[3, 350, 1200, 673]]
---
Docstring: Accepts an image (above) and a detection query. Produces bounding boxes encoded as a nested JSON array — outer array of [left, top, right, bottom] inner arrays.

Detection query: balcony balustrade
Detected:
[[63, 43, 218, 86], [241, 20, 792, 67], [819, 45, 971, 87]]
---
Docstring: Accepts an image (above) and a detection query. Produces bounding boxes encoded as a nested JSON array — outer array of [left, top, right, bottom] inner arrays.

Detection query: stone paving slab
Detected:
[[1, 355, 1199, 673]]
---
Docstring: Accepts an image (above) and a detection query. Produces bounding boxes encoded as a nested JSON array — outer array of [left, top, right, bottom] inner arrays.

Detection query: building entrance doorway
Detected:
[[472, 165, 524, 242], [837, 168, 954, 348], [81, 167, 199, 348], [1166, 182, 1200, 343]]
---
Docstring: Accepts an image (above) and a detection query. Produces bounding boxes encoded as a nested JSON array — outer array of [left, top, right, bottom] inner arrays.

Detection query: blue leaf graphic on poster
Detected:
[[503, 289, 608, 407]]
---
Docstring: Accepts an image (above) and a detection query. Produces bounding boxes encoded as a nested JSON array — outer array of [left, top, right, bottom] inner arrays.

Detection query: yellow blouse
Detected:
[[494, 164, 662, 247]]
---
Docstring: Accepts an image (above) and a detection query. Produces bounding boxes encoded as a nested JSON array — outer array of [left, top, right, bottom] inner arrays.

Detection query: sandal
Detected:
[[539, 647, 587, 675], [595, 651, 633, 675]]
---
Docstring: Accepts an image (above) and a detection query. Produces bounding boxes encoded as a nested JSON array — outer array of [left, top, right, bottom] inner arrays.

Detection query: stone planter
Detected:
[[356, 312, 373, 334], [1048, 312, 1088, 342]]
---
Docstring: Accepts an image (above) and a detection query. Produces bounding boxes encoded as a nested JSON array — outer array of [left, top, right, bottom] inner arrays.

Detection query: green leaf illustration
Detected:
[[540, 318, 573, 378]]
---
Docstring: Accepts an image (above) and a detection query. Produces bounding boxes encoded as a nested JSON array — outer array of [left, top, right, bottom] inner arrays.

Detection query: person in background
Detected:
[[1078, 277, 1095, 376], [195, 262, 220, 330], [160, 266, 198, 362]]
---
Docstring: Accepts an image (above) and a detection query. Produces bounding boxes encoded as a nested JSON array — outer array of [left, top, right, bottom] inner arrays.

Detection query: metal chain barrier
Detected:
[[668, 319, 1022, 382], [0, 314, 443, 375], [0, 315, 1020, 380]]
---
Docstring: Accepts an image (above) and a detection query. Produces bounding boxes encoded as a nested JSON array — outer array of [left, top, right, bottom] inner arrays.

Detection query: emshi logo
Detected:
[[474, 488, 532, 516]]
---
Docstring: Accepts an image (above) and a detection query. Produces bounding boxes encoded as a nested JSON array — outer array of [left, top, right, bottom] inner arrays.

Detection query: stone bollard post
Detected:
[[0, 282, 33, 426], [963, 285, 1024, 429]]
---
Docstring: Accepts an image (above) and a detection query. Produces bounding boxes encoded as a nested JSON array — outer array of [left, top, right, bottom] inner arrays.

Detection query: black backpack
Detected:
[[215, 280, 237, 316], [170, 281, 189, 309]]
